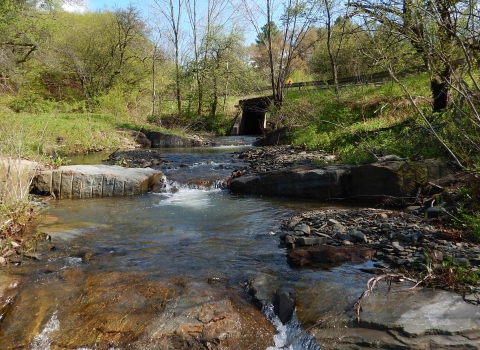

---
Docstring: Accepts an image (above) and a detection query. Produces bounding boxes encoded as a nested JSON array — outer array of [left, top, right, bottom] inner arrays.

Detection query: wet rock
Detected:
[[273, 291, 296, 324], [245, 274, 279, 307], [23, 252, 42, 260], [294, 224, 311, 235], [0, 274, 24, 318], [139, 281, 275, 349], [297, 236, 328, 246], [287, 246, 375, 266], [2, 271, 274, 349]]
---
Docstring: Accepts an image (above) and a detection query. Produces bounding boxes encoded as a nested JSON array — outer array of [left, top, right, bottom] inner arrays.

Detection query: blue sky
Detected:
[[88, 0, 134, 11], [62, 0, 136, 12]]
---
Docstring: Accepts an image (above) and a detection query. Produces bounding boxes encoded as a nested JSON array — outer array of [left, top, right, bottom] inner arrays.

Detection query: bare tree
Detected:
[[321, 0, 350, 95], [244, 0, 322, 106], [151, 0, 186, 113]]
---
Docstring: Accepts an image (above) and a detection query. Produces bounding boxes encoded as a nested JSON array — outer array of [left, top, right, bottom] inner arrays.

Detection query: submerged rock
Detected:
[[0, 271, 275, 349], [287, 245, 375, 266]]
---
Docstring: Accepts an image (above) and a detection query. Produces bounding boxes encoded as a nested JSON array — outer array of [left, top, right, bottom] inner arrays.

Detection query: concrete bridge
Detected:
[[229, 96, 270, 136]]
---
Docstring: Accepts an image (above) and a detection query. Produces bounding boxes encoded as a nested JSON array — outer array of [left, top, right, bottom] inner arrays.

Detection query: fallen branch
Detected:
[[353, 273, 421, 322]]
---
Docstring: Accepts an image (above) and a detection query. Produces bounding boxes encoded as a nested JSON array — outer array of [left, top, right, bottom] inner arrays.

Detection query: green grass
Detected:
[[0, 111, 189, 159], [278, 73, 464, 164]]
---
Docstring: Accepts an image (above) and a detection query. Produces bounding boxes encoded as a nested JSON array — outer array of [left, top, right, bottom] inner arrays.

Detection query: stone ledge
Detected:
[[32, 164, 162, 199], [230, 160, 453, 204]]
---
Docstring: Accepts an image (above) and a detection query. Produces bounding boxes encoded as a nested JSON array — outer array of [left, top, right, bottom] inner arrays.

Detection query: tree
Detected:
[[349, 0, 480, 167], [151, 0, 185, 113], [244, 0, 322, 106], [321, 0, 350, 95], [52, 7, 151, 101], [205, 29, 244, 117], [255, 21, 280, 45], [349, 0, 479, 112], [309, 18, 375, 81], [186, 0, 239, 117]]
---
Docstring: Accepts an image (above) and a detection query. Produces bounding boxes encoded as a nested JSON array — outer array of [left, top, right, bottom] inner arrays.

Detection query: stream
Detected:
[[0, 138, 374, 349]]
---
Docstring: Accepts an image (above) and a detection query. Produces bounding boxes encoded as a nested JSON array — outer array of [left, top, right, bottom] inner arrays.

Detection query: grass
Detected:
[[0, 126, 43, 241], [278, 73, 473, 164], [0, 111, 189, 159]]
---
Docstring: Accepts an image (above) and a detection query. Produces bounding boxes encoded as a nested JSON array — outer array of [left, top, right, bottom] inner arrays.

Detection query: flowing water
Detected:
[[0, 139, 374, 349]]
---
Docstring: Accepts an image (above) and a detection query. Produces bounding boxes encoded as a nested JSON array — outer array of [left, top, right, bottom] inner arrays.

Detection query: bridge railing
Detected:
[[280, 66, 426, 91]]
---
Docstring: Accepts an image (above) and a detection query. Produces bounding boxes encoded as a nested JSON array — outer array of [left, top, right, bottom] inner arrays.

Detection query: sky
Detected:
[[61, 0, 257, 44], [62, 0, 135, 13]]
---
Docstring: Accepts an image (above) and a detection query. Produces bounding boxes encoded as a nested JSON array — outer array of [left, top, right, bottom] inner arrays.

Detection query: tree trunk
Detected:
[[431, 70, 450, 112]]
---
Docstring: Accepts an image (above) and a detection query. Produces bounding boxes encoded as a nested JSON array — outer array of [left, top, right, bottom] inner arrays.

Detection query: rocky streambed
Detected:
[[281, 208, 480, 269], [3, 143, 479, 349]]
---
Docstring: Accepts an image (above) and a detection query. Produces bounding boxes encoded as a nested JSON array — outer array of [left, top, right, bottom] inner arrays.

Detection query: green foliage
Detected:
[[9, 96, 57, 114], [460, 212, 480, 241], [283, 74, 470, 164], [0, 112, 122, 156], [204, 113, 232, 136], [0, 120, 43, 239], [453, 182, 480, 241], [421, 250, 479, 289], [440, 256, 479, 286], [255, 21, 280, 45]]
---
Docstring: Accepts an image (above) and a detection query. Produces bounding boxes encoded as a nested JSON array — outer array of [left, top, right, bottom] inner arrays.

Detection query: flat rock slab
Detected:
[[230, 160, 452, 204], [316, 287, 480, 349], [33, 165, 162, 199], [360, 287, 480, 337]]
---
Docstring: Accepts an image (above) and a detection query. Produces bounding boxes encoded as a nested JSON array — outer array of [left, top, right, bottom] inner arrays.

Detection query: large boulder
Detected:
[[230, 160, 453, 204], [145, 131, 204, 148], [229, 165, 351, 199], [347, 159, 452, 203], [32, 164, 162, 199]]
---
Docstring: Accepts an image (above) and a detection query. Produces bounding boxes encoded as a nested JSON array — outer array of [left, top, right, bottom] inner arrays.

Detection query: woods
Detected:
[[0, 0, 479, 166]]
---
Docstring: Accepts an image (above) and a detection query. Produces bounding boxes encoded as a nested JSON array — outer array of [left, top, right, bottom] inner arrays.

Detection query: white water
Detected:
[[31, 311, 60, 350], [264, 304, 322, 350]]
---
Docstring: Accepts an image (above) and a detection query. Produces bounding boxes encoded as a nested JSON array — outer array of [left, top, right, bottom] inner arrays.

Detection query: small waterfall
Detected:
[[31, 311, 59, 350], [263, 304, 322, 350], [157, 175, 227, 193]]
